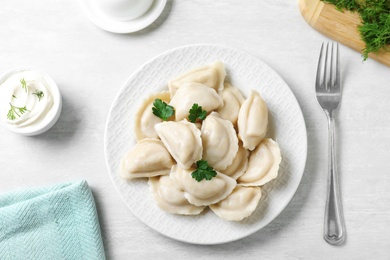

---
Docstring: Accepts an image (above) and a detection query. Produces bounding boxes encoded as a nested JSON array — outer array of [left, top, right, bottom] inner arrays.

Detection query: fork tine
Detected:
[[330, 42, 334, 89], [336, 43, 340, 90], [324, 43, 329, 91], [315, 42, 342, 109], [316, 43, 324, 91]]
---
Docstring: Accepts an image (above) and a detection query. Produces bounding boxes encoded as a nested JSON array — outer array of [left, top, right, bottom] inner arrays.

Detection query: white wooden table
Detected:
[[1, 1, 389, 259]]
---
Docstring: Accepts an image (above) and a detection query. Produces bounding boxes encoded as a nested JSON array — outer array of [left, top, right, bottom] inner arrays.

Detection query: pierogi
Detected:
[[121, 138, 174, 180], [169, 82, 223, 121], [120, 61, 282, 221], [221, 142, 249, 180], [201, 112, 238, 171], [149, 175, 206, 215], [170, 165, 236, 206], [238, 90, 268, 151], [216, 82, 245, 125], [155, 120, 202, 170], [238, 138, 281, 186], [134, 91, 171, 141], [168, 61, 226, 98], [210, 185, 262, 221]]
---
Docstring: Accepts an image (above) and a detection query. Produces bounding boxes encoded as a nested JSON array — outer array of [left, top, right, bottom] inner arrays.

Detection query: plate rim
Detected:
[[104, 43, 308, 244]]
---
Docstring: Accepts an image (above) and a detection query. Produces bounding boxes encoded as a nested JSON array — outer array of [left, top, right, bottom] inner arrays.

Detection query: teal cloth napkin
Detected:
[[0, 180, 105, 260]]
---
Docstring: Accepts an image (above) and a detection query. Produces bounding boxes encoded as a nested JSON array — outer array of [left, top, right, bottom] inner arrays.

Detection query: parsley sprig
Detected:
[[7, 103, 29, 120], [32, 90, 44, 101], [152, 99, 175, 121], [191, 160, 217, 182], [188, 103, 207, 123], [322, 0, 390, 60]]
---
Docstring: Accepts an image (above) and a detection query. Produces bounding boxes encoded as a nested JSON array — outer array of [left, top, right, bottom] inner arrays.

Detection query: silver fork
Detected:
[[315, 42, 346, 245]]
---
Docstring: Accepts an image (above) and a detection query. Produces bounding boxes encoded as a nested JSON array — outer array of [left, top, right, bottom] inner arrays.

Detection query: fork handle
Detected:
[[324, 114, 346, 245]]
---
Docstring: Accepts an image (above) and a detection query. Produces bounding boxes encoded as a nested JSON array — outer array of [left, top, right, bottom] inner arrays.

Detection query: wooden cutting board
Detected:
[[298, 0, 390, 66]]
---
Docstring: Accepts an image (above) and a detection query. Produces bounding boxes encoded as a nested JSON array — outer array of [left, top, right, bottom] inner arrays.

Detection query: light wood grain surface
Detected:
[[299, 0, 390, 66], [1, 0, 390, 259]]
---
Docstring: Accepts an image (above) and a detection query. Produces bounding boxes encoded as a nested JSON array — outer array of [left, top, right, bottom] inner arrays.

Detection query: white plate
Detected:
[[104, 44, 307, 245], [80, 0, 167, 34]]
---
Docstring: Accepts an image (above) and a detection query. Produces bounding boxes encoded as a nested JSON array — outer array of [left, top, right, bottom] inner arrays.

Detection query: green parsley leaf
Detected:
[[20, 78, 27, 92], [152, 99, 175, 121], [191, 160, 217, 182], [188, 103, 207, 123], [32, 90, 44, 101]]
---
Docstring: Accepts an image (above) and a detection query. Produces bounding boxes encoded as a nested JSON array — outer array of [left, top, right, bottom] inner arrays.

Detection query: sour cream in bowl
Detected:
[[0, 68, 62, 136]]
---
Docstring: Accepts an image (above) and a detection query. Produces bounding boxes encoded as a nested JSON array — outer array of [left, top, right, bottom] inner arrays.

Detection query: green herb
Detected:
[[322, 0, 360, 11], [191, 160, 217, 182], [188, 103, 207, 123], [20, 78, 27, 92], [12, 95, 17, 99], [32, 90, 44, 101], [152, 99, 175, 121], [322, 0, 390, 60], [7, 103, 29, 120]]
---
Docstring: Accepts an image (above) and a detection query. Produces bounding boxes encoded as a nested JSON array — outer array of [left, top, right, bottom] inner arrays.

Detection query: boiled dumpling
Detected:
[[169, 82, 223, 121], [210, 185, 261, 221], [168, 61, 226, 97], [201, 112, 238, 171], [216, 82, 245, 125], [148, 175, 205, 215], [221, 142, 249, 180], [237, 90, 268, 151], [170, 165, 237, 206], [134, 91, 171, 141], [120, 138, 174, 180], [238, 138, 281, 186], [155, 120, 202, 169]]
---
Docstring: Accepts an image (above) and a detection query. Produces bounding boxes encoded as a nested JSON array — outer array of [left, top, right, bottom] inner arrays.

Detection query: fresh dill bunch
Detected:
[[322, 0, 390, 60], [359, 1, 390, 59], [322, 0, 360, 11]]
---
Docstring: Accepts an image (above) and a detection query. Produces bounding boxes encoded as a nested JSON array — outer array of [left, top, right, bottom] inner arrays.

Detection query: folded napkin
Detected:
[[0, 180, 105, 260]]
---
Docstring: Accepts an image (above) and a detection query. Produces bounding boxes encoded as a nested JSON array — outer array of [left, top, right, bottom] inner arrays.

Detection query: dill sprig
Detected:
[[7, 103, 29, 121], [32, 90, 44, 101], [20, 78, 27, 92], [322, 0, 390, 60]]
